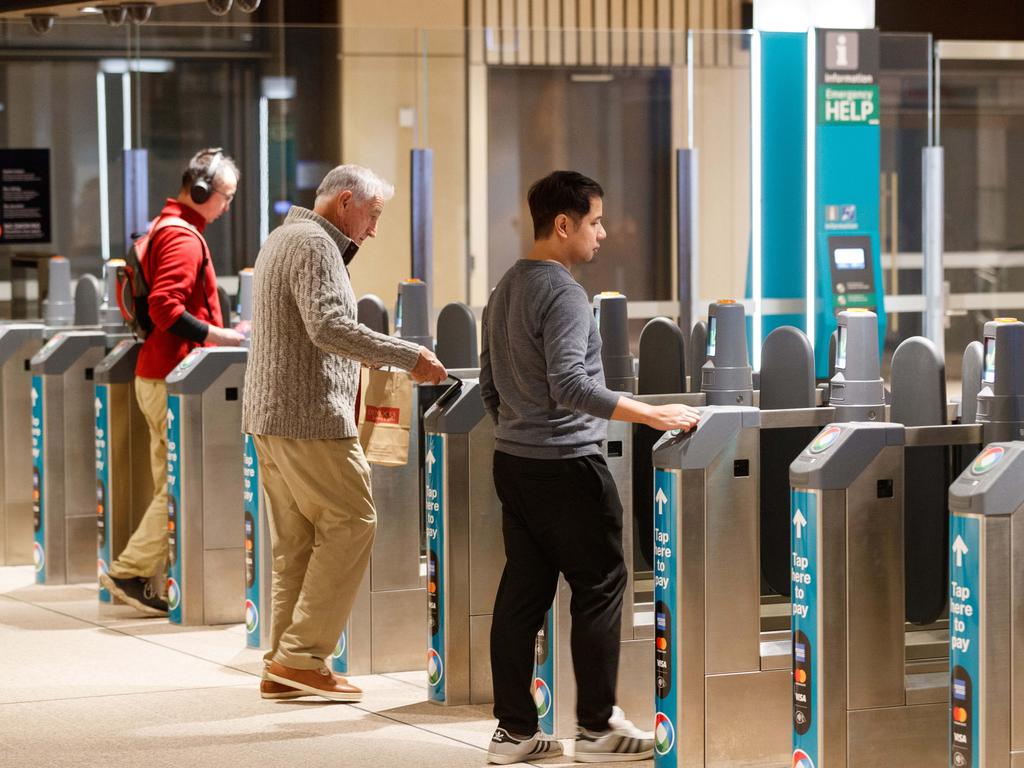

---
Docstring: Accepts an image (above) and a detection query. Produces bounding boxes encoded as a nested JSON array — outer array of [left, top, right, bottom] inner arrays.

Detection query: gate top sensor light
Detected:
[[27, 13, 56, 35]]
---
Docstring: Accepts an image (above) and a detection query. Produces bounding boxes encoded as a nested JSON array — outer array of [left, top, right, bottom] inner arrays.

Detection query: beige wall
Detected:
[[340, 0, 749, 325], [340, 0, 467, 321]]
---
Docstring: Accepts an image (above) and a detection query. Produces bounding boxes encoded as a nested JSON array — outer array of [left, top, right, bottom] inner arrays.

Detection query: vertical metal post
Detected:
[[123, 148, 149, 245], [411, 148, 434, 315], [676, 148, 698, 332], [922, 146, 945, 352]]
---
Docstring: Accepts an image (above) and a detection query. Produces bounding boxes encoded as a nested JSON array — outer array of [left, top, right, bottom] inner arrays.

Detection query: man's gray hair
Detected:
[[315, 164, 395, 205]]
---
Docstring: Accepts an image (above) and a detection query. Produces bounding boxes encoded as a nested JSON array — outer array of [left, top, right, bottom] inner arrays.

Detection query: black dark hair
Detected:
[[180, 147, 239, 189], [527, 170, 603, 240]]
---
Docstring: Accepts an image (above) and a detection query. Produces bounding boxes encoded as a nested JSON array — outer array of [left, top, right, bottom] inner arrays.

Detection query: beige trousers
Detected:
[[253, 434, 377, 670], [108, 376, 168, 579]]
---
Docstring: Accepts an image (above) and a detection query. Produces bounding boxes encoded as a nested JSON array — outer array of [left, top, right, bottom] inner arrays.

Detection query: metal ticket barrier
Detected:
[[947, 444, 1024, 768], [329, 288, 478, 675], [94, 339, 152, 603], [945, 318, 1024, 768], [30, 330, 107, 584], [165, 347, 247, 625], [648, 306, 841, 767], [0, 323, 43, 565], [786, 348, 990, 768], [423, 377, 504, 705]]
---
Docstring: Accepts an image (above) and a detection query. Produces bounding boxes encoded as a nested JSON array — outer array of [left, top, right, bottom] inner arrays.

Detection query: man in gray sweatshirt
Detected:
[[481, 171, 700, 764], [243, 165, 447, 703]]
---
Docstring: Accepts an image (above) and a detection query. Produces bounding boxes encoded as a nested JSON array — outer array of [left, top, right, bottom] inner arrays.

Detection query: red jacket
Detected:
[[135, 199, 224, 379]]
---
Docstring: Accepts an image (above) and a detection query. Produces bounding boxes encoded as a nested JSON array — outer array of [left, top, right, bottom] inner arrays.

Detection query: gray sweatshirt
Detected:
[[242, 206, 421, 440], [480, 259, 620, 459]]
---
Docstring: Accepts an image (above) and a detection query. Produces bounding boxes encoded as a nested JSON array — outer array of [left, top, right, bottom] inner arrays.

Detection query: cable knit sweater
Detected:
[[242, 206, 421, 439]]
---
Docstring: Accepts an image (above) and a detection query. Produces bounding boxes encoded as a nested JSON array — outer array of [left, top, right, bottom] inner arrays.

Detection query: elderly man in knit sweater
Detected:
[[242, 164, 447, 702]]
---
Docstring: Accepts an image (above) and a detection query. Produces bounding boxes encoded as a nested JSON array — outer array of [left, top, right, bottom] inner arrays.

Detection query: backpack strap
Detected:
[[144, 215, 215, 320]]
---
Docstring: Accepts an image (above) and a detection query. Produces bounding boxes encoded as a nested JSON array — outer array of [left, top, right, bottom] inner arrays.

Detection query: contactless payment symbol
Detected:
[[33, 542, 45, 572], [427, 649, 444, 686], [792, 749, 815, 768], [244, 599, 259, 634], [654, 712, 675, 756], [166, 577, 180, 611], [533, 677, 551, 718], [332, 631, 347, 659], [810, 426, 842, 454], [971, 445, 1004, 475]]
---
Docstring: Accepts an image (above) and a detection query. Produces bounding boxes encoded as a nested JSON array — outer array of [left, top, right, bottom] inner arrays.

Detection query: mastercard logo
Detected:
[[971, 445, 1005, 476], [244, 599, 259, 634], [656, 637, 668, 651], [654, 712, 675, 756], [793, 749, 815, 768], [795, 668, 808, 684], [33, 542, 45, 573], [953, 706, 968, 724], [533, 677, 552, 718], [427, 649, 444, 686], [810, 426, 842, 454], [166, 578, 180, 611]]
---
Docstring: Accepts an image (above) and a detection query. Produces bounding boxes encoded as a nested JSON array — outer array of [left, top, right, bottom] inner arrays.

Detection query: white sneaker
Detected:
[[487, 727, 563, 764], [574, 706, 653, 763]]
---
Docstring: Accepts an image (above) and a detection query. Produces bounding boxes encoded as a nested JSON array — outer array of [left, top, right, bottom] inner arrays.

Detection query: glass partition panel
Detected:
[[938, 44, 1024, 380], [878, 32, 933, 376]]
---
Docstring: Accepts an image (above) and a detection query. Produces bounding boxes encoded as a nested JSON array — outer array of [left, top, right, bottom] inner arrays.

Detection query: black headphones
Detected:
[[189, 148, 224, 205]]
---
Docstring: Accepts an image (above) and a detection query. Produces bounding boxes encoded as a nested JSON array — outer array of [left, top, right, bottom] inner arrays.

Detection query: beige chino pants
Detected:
[[253, 434, 377, 670], [108, 376, 169, 579]]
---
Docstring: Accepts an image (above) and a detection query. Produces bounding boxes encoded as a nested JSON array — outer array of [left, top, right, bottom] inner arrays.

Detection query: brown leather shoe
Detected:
[[260, 679, 306, 700], [265, 661, 363, 702]]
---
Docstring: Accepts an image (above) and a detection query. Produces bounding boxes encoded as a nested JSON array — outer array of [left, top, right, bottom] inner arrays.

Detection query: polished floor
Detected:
[[0, 566, 649, 768]]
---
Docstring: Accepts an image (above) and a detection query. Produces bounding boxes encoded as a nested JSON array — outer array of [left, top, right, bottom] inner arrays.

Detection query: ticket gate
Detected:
[[648, 309, 846, 767], [244, 293, 388, 650], [788, 419, 983, 763], [0, 324, 43, 565], [948, 443, 1024, 768], [94, 339, 152, 603], [945, 317, 1024, 768], [30, 330, 108, 584], [423, 377, 504, 705], [330, 290, 479, 675], [330, 282, 433, 675], [165, 347, 247, 625]]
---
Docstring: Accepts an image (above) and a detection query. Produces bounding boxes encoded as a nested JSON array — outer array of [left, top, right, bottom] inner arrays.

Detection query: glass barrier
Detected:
[[937, 42, 1024, 381]]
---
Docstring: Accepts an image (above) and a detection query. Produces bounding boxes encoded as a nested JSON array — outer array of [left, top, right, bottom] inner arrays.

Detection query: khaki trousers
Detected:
[[253, 434, 376, 670], [108, 376, 168, 579]]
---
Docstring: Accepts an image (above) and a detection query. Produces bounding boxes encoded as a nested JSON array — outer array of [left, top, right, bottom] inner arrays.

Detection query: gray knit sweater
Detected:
[[242, 206, 421, 439]]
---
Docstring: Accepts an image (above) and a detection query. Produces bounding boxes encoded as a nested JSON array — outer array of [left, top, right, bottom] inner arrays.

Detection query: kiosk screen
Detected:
[[707, 317, 717, 357], [983, 337, 996, 384], [836, 327, 847, 370]]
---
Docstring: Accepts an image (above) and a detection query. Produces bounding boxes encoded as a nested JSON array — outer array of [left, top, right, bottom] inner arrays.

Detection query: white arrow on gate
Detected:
[[31, 387, 38, 407], [952, 535, 969, 568], [793, 508, 807, 540], [425, 448, 436, 473], [655, 487, 668, 516], [95, 397, 102, 414]]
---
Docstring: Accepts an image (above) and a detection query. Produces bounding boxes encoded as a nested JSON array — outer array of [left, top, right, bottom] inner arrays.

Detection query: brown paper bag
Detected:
[[358, 367, 413, 466]]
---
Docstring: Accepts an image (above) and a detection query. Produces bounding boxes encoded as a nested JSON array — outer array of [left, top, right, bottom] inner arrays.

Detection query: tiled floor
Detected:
[[0, 566, 650, 768]]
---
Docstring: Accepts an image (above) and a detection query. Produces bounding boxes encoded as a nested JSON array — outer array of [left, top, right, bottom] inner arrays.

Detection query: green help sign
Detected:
[[818, 84, 879, 125]]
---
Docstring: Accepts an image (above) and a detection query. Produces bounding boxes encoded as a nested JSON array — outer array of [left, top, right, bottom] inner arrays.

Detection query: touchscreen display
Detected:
[[834, 247, 866, 270]]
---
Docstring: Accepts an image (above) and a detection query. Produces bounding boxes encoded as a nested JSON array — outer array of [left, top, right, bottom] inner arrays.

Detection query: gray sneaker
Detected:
[[574, 706, 653, 763], [487, 727, 563, 765]]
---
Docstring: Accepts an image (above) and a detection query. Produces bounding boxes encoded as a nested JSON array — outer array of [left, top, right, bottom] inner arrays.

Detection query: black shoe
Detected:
[[99, 573, 168, 617]]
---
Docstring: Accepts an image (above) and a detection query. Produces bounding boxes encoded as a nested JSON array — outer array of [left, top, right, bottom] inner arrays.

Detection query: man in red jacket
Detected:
[[100, 148, 245, 615]]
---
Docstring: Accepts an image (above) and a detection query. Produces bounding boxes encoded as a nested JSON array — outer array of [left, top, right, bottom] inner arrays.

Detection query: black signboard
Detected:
[[0, 149, 51, 244]]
